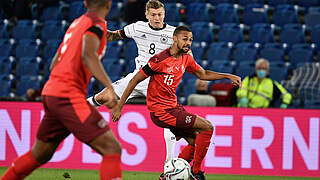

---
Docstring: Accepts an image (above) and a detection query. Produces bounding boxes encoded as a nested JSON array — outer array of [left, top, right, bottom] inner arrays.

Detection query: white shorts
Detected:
[[113, 70, 149, 99]]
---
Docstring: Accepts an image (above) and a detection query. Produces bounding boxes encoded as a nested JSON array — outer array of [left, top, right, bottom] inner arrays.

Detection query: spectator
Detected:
[[236, 58, 292, 108], [188, 79, 216, 107]]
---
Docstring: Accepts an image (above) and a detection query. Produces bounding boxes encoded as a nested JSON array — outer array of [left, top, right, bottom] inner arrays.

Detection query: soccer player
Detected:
[[0, 0, 122, 180], [86, 0, 178, 176], [111, 26, 242, 180]]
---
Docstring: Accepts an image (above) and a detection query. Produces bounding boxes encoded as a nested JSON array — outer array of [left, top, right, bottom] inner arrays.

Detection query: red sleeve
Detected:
[[185, 55, 201, 73], [148, 55, 163, 73]]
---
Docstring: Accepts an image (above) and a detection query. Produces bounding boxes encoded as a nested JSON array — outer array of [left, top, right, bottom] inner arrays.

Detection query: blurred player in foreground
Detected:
[[86, 0, 178, 177], [111, 26, 242, 180], [1, 0, 122, 180]]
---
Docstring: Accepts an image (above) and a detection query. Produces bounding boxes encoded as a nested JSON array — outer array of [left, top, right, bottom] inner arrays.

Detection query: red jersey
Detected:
[[140, 48, 201, 112], [42, 12, 107, 99]]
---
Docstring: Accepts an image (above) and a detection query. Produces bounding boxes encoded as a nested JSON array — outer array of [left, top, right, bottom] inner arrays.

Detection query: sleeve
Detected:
[[123, 22, 136, 38], [273, 81, 292, 105], [185, 55, 201, 74], [236, 76, 249, 98], [85, 25, 104, 40], [140, 63, 158, 77]]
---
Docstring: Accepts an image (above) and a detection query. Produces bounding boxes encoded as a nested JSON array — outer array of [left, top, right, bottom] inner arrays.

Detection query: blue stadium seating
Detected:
[[106, 2, 123, 21], [233, 42, 259, 63], [297, 0, 320, 9], [208, 0, 235, 6], [16, 75, 42, 96], [238, 0, 264, 6], [87, 77, 97, 97], [183, 78, 197, 104], [235, 66, 255, 79], [260, 43, 286, 62], [0, 21, 9, 38], [213, 3, 239, 25], [311, 25, 320, 47], [268, 0, 294, 6], [164, 3, 183, 22], [280, 24, 306, 45], [42, 39, 60, 61], [68, 1, 86, 22], [101, 57, 122, 80], [186, 3, 213, 24], [105, 41, 124, 59], [209, 60, 235, 73], [206, 42, 232, 62], [15, 39, 41, 59], [181, 0, 206, 5], [305, 12, 320, 28], [304, 100, 320, 109], [0, 39, 14, 57], [273, 5, 299, 27], [124, 40, 138, 74], [15, 57, 41, 77], [40, 20, 67, 42], [11, 20, 38, 40], [242, 4, 269, 26], [249, 23, 275, 45], [0, 57, 15, 75], [191, 22, 214, 43], [288, 43, 314, 64], [190, 41, 208, 61], [0, 75, 14, 97], [269, 66, 288, 82], [40, 5, 64, 21], [218, 23, 243, 43]]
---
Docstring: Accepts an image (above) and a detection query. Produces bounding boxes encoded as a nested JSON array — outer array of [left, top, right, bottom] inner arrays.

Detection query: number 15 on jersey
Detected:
[[164, 75, 174, 86]]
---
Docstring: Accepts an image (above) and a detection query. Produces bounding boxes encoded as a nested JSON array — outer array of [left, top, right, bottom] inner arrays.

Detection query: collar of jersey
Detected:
[[148, 23, 167, 31]]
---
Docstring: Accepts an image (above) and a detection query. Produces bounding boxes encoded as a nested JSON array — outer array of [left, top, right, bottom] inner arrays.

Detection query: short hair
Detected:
[[85, 0, 110, 8], [173, 26, 192, 36], [255, 58, 270, 70], [145, 0, 164, 11]]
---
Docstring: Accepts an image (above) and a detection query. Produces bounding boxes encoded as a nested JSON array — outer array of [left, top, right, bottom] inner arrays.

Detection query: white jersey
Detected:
[[124, 21, 175, 70]]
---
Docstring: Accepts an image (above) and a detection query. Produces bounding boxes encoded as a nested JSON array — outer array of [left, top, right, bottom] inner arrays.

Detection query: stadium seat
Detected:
[[0, 56, 15, 76], [297, 0, 320, 9], [190, 41, 208, 61], [242, 4, 269, 26], [304, 100, 320, 109], [186, 3, 213, 24], [273, 5, 299, 27], [164, 3, 183, 22], [105, 41, 124, 59], [40, 20, 67, 42], [102, 57, 123, 79], [68, 1, 86, 22], [305, 12, 320, 28], [0, 39, 14, 57], [191, 22, 215, 43], [311, 25, 320, 47], [206, 42, 232, 62], [15, 39, 41, 59], [123, 40, 138, 74], [249, 23, 275, 45], [235, 66, 255, 79], [11, 20, 38, 40], [279, 24, 306, 46], [268, 0, 294, 6], [0, 21, 9, 38], [269, 66, 288, 82], [42, 39, 60, 62], [238, 0, 264, 6], [260, 43, 286, 62], [182, 78, 197, 104], [15, 57, 41, 77], [16, 75, 42, 96], [213, 3, 239, 25], [208, 60, 235, 73], [208, 0, 235, 6], [288, 43, 314, 64], [40, 5, 66, 21], [106, 2, 123, 21], [218, 23, 243, 44], [181, 0, 206, 6], [233, 42, 259, 63], [0, 74, 14, 97], [87, 77, 97, 98]]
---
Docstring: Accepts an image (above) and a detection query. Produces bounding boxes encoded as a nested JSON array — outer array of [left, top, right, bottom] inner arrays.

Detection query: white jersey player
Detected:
[[87, 1, 178, 179]]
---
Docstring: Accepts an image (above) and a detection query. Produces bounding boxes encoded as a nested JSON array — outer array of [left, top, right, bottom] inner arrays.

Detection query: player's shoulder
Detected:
[[165, 24, 176, 32], [131, 21, 149, 27], [149, 48, 171, 63]]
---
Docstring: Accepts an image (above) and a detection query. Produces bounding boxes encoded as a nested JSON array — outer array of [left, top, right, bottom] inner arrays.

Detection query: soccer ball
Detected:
[[164, 158, 191, 180]]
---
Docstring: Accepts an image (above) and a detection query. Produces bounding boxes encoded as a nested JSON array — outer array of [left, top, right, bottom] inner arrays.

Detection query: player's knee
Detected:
[[201, 119, 214, 132], [95, 89, 108, 104]]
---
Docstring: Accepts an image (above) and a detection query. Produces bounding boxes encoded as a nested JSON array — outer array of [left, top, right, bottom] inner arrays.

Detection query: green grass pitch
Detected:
[[0, 167, 319, 180]]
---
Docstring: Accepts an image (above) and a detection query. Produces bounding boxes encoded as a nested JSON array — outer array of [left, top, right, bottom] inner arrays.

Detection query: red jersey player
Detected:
[[1, 1, 122, 180], [112, 26, 241, 180]]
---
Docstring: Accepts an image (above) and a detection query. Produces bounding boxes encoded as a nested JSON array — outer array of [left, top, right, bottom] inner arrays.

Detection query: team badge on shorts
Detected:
[[185, 116, 192, 124], [97, 119, 107, 128]]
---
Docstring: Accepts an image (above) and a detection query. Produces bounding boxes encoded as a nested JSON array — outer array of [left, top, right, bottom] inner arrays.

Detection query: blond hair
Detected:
[[255, 58, 270, 70], [145, 0, 164, 11]]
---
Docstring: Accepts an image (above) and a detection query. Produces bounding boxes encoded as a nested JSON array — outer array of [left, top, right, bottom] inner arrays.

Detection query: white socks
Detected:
[[163, 128, 176, 163]]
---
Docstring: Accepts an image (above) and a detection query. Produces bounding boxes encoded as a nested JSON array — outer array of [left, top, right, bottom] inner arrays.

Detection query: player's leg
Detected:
[[178, 137, 196, 163], [163, 128, 176, 163]]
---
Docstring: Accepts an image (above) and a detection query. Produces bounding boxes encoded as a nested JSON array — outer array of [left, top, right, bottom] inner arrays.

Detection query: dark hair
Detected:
[[173, 26, 191, 36], [146, 0, 164, 11], [85, 0, 110, 8]]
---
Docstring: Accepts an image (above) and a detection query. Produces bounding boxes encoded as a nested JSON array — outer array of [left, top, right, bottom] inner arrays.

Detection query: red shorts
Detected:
[[150, 104, 197, 137], [37, 95, 110, 144]]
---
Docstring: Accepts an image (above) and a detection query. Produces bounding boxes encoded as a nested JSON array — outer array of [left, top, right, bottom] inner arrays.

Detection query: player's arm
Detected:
[[82, 28, 117, 107], [49, 51, 60, 71], [106, 29, 126, 42], [193, 67, 242, 87]]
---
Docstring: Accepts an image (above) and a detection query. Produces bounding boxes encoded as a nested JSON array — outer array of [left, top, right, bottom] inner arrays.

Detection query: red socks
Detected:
[[1, 151, 41, 180], [178, 145, 195, 163], [193, 130, 213, 174], [100, 154, 122, 180]]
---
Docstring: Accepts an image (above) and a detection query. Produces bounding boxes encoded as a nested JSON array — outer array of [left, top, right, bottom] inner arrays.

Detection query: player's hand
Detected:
[[229, 75, 242, 88], [111, 104, 122, 122]]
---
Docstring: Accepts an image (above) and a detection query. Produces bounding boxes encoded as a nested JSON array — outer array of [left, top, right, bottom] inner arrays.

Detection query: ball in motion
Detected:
[[164, 158, 191, 180]]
